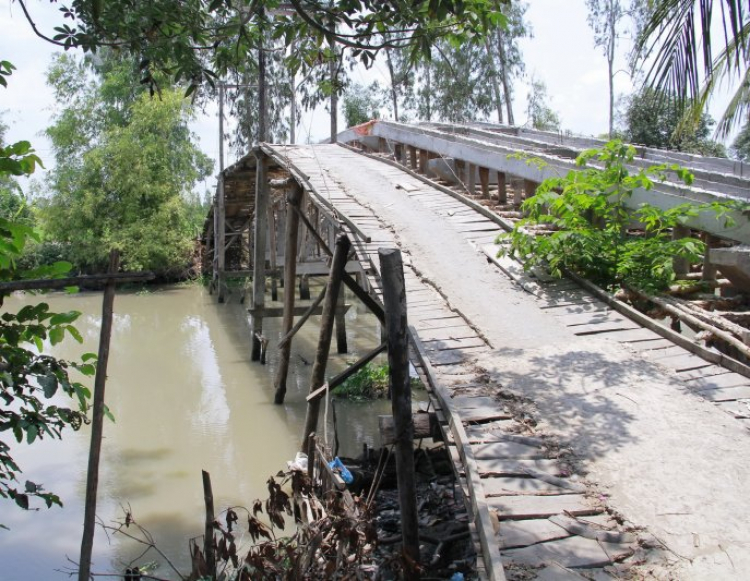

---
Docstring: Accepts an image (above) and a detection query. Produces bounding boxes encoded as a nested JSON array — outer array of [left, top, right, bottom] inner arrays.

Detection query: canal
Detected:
[[0, 283, 394, 580]]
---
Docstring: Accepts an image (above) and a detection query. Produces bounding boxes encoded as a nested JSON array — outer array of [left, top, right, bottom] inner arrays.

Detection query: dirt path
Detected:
[[311, 145, 750, 579]]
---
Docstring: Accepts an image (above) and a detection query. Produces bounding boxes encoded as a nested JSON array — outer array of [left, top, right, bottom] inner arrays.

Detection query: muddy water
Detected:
[[0, 283, 398, 580]]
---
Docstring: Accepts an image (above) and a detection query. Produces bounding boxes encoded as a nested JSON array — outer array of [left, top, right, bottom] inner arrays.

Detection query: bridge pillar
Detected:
[[467, 163, 476, 196], [335, 285, 348, 353], [497, 171, 507, 205], [478, 166, 490, 199], [702, 233, 720, 281], [418, 148, 428, 174], [408, 145, 417, 170]]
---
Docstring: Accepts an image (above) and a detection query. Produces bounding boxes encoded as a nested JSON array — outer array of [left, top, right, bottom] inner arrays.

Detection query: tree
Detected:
[[489, 0, 530, 125], [586, 0, 626, 138], [416, 38, 496, 123], [0, 126, 95, 516], [0, 116, 33, 224], [525, 77, 561, 131], [343, 82, 383, 127], [635, 0, 749, 137], [621, 87, 727, 156], [731, 122, 750, 161], [41, 54, 213, 275]]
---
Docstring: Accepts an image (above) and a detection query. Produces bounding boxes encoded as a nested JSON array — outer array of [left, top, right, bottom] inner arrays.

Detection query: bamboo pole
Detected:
[[274, 184, 303, 404], [78, 250, 119, 581], [335, 285, 348, 353], [379, 248, 420, 577], [301, 234, 351, 453]]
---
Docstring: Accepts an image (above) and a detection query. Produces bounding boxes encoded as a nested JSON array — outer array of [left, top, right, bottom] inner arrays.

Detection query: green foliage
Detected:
[[621, 88, 727, 156], [525, 77, 561, 131], [343, 82, 383, 127], [332, 363, 390, 401], [500, 140, 739, 293], [731, 122, 750, 161], [0, 141, 94, 516], [41, 54, 213, 275]]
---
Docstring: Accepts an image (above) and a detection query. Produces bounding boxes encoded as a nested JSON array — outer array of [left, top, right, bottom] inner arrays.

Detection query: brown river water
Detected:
[[0, 283, 398, 580]]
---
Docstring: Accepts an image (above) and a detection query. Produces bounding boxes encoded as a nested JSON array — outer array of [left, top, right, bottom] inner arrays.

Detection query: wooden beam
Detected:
[[342, 272, 385, 322], [249, 304, 350, 318], [379, 412, 441, 446], [252, 152, 269, 361], [277, 287, 326, 349], [327, 341, 387, 393], [0, 272, 153, 292]]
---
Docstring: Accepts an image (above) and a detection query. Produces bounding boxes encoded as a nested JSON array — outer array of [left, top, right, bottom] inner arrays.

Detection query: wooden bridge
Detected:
[[201, 122, 750, 580]]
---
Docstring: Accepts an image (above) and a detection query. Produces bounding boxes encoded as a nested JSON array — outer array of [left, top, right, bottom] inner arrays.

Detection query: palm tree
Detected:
[[635, 0, 749, 137]]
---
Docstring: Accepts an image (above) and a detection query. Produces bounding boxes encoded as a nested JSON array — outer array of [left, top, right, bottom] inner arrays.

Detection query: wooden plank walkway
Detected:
[[268, 144, 649, 579]]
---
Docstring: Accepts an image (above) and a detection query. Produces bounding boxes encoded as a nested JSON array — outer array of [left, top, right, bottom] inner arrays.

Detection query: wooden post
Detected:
[[252, 152, 269, 361], [497, 171, 507, 205], [78, 250, 119, 581], [479, 167, 490, 199], [379, 248, 420, 578], [408, 145, 417, 170], [673, 224, 691, 277], [335, 285, 348, 353], [467, 163, 476, 196], [418, 149, 428, 174], [299, 274, 311, 300], [523, 179, 538, 203], [217, 175, 227, 303], [269, 201, 278, 302], [395, 143, 404, 164], [274, 183, 303, 404], [301, 234, 351, 453], [702, 233, 720, 281], [202, 470, 216, 576]]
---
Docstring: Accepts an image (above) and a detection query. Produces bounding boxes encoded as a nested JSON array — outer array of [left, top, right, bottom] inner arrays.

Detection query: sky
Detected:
[[0, 0, 738, 193]]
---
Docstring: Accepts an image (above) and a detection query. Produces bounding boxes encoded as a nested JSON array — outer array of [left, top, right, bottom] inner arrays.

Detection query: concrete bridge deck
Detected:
[[262, 143, 750, 580]]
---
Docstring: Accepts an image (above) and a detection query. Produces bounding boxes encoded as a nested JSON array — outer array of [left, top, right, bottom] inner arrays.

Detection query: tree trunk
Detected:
[[485, 38, 504, 124], [496, 30, 515, 125], [385, 48, 400, 122]]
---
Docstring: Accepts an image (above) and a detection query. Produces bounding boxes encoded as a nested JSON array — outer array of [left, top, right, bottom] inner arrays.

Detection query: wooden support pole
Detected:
[[269, 201, 278, 302], [202, 470, 216, 576], [408, 145, 417, 170], [523, 179, 538, 204], [335, 285, 348, 353], [418, 149, 428, 174], [467, 163, 476, 196], [342, 272, 385, 323], [479, 166, 490, 199], [702, 233, 720, 281], [497, 171, 507, 205], [78, 250, 119, 581], [672, 224, 691, 276], [327, 341, 387, 394], [379, 248, 420, 577], [299, 274, 311, 300], [252, 152, 269, 361], [302, 234, 351, 453], [455, 159, 465, 183], [274, 184, 303, 404], [394, 143, 403, 164], [217, 175, 227, 303]]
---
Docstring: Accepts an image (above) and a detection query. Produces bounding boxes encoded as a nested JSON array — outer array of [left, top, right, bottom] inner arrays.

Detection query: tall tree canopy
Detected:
[[41, 53, 213, 275]]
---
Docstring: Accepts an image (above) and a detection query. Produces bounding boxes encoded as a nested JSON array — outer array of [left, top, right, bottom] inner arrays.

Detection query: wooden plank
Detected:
[[656, 353, 712, 372], [415, 325, 478, 342], [452, 396, 512, 422], [471, 441, 546, 461], [645, 345, 687, 359], [497, 519, 570, 549], [604, 327, 664, 342], [697, 384, 750, 402], [716, 400, 750, 418], [558, 312, 635, 327], [489, 494, 598, 520], [678, 365, 731, 380], [502, 535, 611, 568], [427, 346, 487, 366], [476, 458, 563, 477], [685, 373, 750, 390], [482, 477, 575, 497], [424, 336, 487, 351], [545, 301, 609, 316], [626, 338, 677, 351], [535, 563, 589, 581], [572, 320, 641, 335], [414, 316, 472, 329]]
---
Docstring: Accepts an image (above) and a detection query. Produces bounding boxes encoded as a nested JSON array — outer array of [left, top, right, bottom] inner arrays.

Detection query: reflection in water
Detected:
[[0, 283, 412, 580]]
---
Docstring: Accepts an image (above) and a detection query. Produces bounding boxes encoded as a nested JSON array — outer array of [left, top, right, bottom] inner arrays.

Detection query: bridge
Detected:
[[201, 122, 750, 579]]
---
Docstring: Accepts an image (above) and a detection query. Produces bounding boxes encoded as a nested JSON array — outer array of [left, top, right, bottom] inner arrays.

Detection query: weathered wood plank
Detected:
[[471, 441, 547, 461], [426, 347, 488, 366], [697, 384, 750, 402], [502, 535, 611, 568], [490, 494, 598, 520], [685, 373, 750, 390], [497, 519, 569, 549], [482, 476, 576, 497], [656, 353, 713, 372], [415, 325, 478, 342], [475, 458, 563, 477], [452, 396, 512, 422], [572, 320, 641, 335], [605, 327, 664, 342], [626, 338, 677, 351], [424, 336, 487, 351]]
